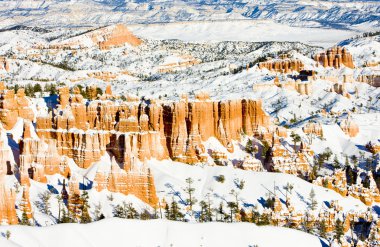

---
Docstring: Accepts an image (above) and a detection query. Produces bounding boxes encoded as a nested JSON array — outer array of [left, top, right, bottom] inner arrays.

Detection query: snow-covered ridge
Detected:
[[0, 0, 378, 30]]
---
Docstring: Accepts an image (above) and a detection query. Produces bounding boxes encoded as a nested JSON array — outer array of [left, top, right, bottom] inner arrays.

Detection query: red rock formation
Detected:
[[19, 120, 70, 179], [340, 117, 359, 137], [0, 84, 34, 130], [314, 46, 354, 69], [94, 157, 158, 206], [0, 57, 10, 72], [98, 24, 142, 50], [258, 59, 304, 73], [20, 185, 33, 220], [303, 122, 323, 137], [0, 174, 18, 225]]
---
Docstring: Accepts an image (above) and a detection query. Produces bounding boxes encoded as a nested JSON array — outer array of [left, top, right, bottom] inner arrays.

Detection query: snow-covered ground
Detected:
[[0, 218, 327, 247]]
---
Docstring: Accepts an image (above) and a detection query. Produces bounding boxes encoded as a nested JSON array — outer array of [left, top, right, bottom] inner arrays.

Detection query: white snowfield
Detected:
[[0, 218, 327, 247], [130, 20, 360, 47]]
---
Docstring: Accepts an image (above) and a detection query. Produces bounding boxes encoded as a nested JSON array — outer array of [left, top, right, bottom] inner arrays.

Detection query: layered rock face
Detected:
[[36, 89, 270, 167], [19, 120, 70, 182], [94, 158, 158, 205], [0, 84, 34, 130], [33, 88, 270, 205], [258, 59, 304, 73], [314, 46, 354, 69]]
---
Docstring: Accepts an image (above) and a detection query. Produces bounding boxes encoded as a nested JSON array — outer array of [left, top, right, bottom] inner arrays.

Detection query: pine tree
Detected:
[[245, 139, 254, 154], [126, 203, 138, 219], [333, 155, 340, 168], [334, 218, 344, 243], [184, 177, 197, 212], [170, 198, 183, 221], [227, 201, 237, 222], [60, 207, 72, 223], [164, 203, 170, 219], [309, 188, 317, 210], [319, 219, 327, 238], [39, 191, 51, 215], [20, 210, 30, 226], [350, 155, 358, 167], [251, 206, 260, 224], [218, 202, 225, 222], [199, 200, 208, 222], [290, 132, 301, 153], [80, 191, 91, 223]]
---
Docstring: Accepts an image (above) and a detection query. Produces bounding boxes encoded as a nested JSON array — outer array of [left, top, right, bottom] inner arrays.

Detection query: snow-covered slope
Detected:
[[0, 218, 327, 247]]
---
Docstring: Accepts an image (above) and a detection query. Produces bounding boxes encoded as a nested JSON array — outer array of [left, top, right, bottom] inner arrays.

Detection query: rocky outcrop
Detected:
[[258, 58, 304, 73], [314, 46, 354, 69], [303, 122, 323, 137], [0, 57, 10, 72], [340, 117, 359, 137], [98, 24, 142, 50], [0, 83, 34, 130]]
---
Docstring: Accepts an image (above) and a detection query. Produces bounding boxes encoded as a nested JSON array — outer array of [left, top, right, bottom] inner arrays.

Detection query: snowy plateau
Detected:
[[0, 1, 379, 247]]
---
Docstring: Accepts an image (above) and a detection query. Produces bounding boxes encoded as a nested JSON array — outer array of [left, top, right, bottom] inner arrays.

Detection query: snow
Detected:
[[149, 158, 370, 214], [130, 20, 360, 47], [0, 218, 326, 247]]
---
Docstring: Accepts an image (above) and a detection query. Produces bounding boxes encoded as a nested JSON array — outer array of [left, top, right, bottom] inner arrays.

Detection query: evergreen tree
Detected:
[[199, 200, 208, 222], [20, 210, 30, 226], [126, 203, 138, 219], [164, 203, 170, 219], [309, 188, 317, 210], [319, 219, 327, 238], [39, 191, 51, 215], [184, 177, 197, 212], [227, 201, 237, 222], [257, 213, 270, 225], [60, 207, 72, 223], [333, 155, 340, 168], [245, 139, 254, 154], [250, 207, 260, 224], [169, 198, 183, 221], [80, 191, 91, 223], [350, 155, 358, 167], [290, 132, 301, 153], [218, 202, 225, 222], [334, 218, 344, 243]]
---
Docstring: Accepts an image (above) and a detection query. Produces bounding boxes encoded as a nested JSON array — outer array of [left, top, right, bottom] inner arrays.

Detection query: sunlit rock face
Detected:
[[0, 83, 34, 130], [314, 46, 354, 69], [10, 87, 272, 206], [258, 57, 304, 73]]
